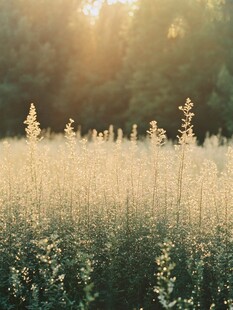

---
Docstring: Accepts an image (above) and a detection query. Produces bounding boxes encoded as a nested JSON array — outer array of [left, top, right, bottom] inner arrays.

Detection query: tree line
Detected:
[[0, 0, 232, 140]]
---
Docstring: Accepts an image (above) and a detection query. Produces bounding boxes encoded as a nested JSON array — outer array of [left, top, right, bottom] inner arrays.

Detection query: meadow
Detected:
[[0, 99, 233, 309]]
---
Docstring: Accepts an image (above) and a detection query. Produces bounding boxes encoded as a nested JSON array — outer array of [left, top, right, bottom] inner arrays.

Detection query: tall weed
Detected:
[[0, 99, 233, 309]]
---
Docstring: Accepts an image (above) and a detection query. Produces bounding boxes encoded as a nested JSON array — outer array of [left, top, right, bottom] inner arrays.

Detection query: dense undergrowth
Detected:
[[0, 99, 233, 309]]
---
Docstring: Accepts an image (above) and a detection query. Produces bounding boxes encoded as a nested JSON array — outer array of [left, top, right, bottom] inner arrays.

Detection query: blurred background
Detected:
[[0, 0, 232, 140]]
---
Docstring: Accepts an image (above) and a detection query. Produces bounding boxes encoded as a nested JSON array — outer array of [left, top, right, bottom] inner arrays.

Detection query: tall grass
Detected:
[[0, 100, 233, 309]]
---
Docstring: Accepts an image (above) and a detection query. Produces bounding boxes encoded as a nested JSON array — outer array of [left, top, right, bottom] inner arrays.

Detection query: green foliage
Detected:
[[0, 223, 97, 309], [155, 240, 193, 309]]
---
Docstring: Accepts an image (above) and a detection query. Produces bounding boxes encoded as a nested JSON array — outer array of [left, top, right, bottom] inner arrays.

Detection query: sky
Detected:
[[83, 0, 137, 16]]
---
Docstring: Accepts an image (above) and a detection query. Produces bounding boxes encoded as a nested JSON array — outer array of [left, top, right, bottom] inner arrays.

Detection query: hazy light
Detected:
[[83, 0, 137, 17], [83, 1, 101, 17]]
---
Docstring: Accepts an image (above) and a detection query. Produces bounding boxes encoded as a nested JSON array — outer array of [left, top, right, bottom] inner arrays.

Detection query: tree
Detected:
[[123, 0, 229, 138], [0, 0, 89, 135]]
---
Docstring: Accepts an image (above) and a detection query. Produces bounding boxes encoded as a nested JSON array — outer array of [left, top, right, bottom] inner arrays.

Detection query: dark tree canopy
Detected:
[[0, 0, 232, 139]]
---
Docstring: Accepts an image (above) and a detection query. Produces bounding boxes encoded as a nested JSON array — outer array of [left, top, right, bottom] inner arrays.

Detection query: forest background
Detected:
[[0, 0, 232, 140]]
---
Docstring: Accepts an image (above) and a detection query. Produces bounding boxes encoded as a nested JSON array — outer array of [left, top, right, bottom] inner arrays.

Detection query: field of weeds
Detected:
[[0, 99, 233, 309]]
